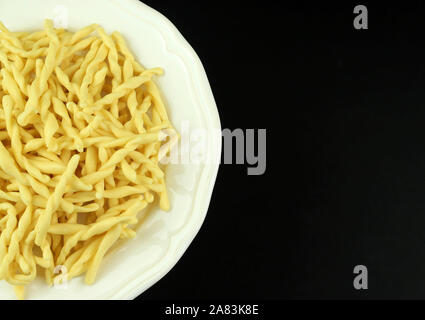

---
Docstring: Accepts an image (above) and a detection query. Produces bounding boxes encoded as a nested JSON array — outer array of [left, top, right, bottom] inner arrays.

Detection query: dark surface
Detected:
[[137, 1, 425, 300]]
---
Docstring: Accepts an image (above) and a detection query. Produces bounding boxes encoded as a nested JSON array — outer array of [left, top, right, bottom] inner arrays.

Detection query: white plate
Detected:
[[0, 0, 221, 299]]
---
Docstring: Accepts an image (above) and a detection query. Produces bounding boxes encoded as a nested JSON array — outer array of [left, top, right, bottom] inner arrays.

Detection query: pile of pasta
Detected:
[[0, 20, 174, 299]]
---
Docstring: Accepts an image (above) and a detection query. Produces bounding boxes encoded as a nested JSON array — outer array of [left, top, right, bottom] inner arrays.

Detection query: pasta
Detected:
[[0, 20, 175, 299]]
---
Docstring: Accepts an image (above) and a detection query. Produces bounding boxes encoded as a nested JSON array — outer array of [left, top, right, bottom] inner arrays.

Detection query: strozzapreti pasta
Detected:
[[0, 20, 175, 299]]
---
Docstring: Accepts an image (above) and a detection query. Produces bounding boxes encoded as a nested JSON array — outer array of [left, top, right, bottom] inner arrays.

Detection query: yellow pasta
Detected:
[[0, 20, 176, 299]]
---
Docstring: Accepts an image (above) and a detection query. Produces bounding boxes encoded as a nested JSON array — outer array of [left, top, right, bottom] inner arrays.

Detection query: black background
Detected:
[[138, 1, 425, 300]]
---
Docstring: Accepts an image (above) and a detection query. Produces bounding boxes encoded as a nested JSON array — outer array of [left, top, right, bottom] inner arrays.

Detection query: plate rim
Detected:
[[98, 0, 222, 300]]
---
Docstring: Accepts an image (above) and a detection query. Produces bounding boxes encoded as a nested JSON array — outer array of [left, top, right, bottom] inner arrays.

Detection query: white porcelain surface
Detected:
[[0, 0, 221, 299]]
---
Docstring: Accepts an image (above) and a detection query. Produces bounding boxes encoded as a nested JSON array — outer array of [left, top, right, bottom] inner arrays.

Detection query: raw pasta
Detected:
[[0, 20, 175, 299]]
